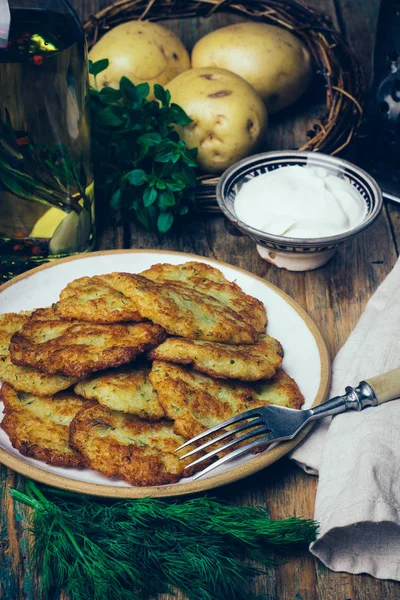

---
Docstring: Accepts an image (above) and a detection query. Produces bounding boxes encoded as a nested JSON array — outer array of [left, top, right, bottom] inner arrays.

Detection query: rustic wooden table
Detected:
[[2, 0, 400, 599]]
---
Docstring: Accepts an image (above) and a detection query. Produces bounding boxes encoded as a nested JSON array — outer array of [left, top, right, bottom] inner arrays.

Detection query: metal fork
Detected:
[[177, 367, 400, 480]]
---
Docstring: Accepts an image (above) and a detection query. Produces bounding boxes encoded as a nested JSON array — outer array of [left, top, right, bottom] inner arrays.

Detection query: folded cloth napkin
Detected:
[[290, 258, 400, 581]]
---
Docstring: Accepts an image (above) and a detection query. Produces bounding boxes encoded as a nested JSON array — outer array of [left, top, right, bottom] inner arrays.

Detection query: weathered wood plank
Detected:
[[333, 0, 380, 84], [0, 470, 39, 600]]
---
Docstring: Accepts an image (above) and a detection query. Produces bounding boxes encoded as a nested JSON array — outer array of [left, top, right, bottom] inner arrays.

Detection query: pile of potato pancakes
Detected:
[[0, 262, 304, 487]]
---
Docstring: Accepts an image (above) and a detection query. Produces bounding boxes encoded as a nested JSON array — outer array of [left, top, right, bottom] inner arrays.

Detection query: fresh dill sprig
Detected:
[[10, 481, 318, 600]]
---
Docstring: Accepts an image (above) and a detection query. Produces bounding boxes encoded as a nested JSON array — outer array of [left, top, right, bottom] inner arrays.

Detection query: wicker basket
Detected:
[[84, 0, 366, 212]]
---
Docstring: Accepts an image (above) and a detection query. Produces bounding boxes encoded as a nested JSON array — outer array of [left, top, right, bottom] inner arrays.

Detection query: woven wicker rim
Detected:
[[84, 0, 367, 210]]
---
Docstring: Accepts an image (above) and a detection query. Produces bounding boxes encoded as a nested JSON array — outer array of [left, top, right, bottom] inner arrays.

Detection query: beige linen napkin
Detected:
[[290, 258, 400, 580]]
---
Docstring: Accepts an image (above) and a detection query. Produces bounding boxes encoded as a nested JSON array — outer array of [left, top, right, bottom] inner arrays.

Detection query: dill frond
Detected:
[[10, 482, 318, 600]]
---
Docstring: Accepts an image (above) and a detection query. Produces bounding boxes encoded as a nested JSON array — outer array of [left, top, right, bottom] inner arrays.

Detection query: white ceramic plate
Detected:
[[0, 250, 330, 497]]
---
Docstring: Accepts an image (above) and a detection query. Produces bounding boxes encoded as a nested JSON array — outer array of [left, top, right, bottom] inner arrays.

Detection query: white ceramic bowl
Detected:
[[216, 151, 383, 271]]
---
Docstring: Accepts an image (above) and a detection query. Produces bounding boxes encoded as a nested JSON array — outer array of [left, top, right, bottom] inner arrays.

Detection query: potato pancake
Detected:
[[1, 383, 85, 467], [0, 312, 78, 395], [74, 365, 164, 420], [149, 361, 304, 440], [141, 261, 267, 333], [252, 370, 305, 410], [148, 334, 283, 381], [54, 275, 143, 323], [10, 318, 166, 378], [29, 306, 64, 321], [1, 357, 78, 396], [0, 312, 29, 380], [101, 272, 258, 344], [69, 402, 199, 486], [149, 360, 261, 439]]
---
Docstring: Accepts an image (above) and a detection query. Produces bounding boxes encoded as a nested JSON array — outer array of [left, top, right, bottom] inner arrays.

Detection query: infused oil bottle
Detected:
[[0, 0, 95, 281]]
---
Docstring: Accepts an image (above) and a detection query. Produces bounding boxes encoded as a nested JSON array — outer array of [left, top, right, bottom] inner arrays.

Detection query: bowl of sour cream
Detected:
[[216, 151, 383, 271]]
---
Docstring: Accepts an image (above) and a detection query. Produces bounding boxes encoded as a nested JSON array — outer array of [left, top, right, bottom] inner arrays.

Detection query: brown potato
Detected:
[[192, 22, 313, 113], [167, 67, 267, 173], [89, 20, 190, 98]]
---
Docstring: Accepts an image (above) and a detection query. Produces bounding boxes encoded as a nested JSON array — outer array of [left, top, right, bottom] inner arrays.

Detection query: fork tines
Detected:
[[176, 407, 274, 480]]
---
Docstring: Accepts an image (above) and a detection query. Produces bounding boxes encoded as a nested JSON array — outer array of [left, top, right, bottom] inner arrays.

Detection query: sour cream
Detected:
[[234, 165, 367, 238]]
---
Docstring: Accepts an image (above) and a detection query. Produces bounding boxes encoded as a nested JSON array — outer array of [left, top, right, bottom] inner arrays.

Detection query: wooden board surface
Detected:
[[1, 1, 400, 599]]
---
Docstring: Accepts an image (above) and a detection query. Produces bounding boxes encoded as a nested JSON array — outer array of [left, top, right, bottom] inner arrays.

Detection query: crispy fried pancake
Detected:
[[148, 335, 283, 381], [0, 312, 78, 395], [29, 306, 64, 321], [74, 365, 164, 420], [69, 402, 198, 486], [10, 318, 166, 378], [252, 370, 305, 410], [149, 360, 261, 439], [101, 272, 258, 344], [1, 357, 78, 396], [141, 261, 267, 333], [0, 383, 85, 467], [0, 312, 29, 380], [54, 275, 143, 323], [149, 361, 304, 440]]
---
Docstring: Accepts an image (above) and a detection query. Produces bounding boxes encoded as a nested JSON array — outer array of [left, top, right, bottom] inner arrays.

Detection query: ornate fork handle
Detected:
[[308, 381, 377, 421]]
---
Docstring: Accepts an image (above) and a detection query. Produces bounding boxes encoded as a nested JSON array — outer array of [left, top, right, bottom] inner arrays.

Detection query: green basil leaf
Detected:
[[169, 148, 181, 163], [125, 123, 145, 133], [127, 169, 146, 186], [120, 77, 140, 103], [154, 84, 169, 106], [136, 83, 150, 103], [99, 87, 122, 102], [157, 211, 174, 233], [143, 187, 157, 207], [89, 90, 102, 104], [172, 168, 197, 188], [182, 151, 198, 168], [154, 153, 172, 164], [167, 177, 185, 192], [178, 205, 189, 215], [97, 107, 124, 127], [136, 140, 149, 162], [138, 132, 162, 147], [154, 87, 171, 106], [169, 104, 193, 126], [154, 141, 175, 163], [155, 179, 167, 190], [158, 190, 175, 208], [136, 206, 150, 229], [110, 189, 121, 208], [89, 58, 109, 77]]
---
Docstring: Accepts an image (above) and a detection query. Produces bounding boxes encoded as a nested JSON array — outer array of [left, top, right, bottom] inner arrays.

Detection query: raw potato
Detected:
[[89, 21, 190, 98], [192, 22, 313, 114], [166, 67, 268, 173]]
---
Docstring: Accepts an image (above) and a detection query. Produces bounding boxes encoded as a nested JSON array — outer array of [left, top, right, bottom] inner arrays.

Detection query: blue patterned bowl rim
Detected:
[[216, 151, 383, 248]]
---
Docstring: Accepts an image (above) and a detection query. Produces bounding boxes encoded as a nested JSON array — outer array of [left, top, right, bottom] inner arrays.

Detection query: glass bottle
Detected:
[[0, 0, 95, 281]]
